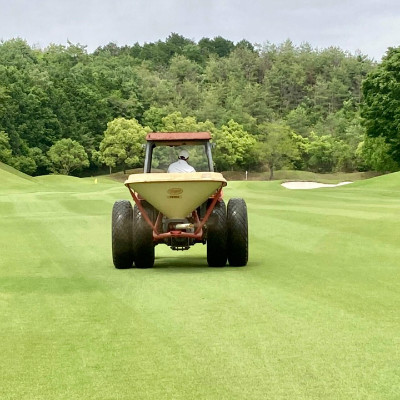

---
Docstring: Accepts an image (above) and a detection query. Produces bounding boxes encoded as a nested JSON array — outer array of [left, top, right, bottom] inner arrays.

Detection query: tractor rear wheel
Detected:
[[132, 202, 155, 268], [227, 198, 248, 267], [207, 200, 227, 267], [112, 200, 134, 269]]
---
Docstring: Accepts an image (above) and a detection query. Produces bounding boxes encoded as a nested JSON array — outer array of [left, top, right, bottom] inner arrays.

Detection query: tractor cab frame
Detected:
[[143, 131, 214, 173]]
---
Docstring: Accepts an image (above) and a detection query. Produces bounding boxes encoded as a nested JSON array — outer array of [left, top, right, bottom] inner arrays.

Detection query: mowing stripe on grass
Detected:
[[1, 168, 399, 399]]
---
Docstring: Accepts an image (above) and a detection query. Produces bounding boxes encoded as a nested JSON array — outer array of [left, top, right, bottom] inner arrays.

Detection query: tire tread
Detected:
[[112, 200, 134, 269], [132, 202, 155, 268], [207, 200, 227, 267], [227, 198, 248, 267]]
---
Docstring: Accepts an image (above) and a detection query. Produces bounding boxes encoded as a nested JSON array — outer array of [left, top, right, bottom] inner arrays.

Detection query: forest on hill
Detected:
[[0, 34, 398, 176]]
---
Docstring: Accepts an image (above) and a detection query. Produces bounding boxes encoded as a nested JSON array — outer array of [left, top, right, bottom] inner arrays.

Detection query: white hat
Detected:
[[179, 149, 189, 160]]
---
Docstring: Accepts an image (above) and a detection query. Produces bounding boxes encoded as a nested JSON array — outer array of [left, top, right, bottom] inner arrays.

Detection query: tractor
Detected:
[[112, 132, 248, 268]]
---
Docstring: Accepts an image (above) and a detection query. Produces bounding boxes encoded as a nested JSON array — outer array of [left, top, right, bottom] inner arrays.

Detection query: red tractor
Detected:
[[112, 132, 248, 268]]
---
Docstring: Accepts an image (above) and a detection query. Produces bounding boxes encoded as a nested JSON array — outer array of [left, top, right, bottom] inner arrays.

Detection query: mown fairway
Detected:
[[1, 166, 399, 399]]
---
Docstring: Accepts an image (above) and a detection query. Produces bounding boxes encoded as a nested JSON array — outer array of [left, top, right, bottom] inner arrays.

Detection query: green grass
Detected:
[[1, 165, 399, 399]]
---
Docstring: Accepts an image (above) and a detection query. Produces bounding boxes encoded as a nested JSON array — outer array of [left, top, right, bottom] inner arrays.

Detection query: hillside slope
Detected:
[[349, 171, 400, 190], [0, 162, 37, 190]]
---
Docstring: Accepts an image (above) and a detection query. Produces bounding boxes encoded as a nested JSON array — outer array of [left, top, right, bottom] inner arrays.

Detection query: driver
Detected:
[[167, 149, 196, 173]]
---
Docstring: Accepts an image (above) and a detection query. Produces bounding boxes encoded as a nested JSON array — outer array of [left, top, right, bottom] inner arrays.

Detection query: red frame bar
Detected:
[[127, 185, 223, 242], [194, 187, 222, 234], [128, 187, 158, 233]]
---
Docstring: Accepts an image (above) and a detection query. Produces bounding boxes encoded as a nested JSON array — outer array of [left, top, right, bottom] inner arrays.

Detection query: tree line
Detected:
[[0, 34, 398, 177]]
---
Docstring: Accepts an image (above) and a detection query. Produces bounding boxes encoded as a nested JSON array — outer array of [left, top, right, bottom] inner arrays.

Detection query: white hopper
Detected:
[[125, 172, 227, 219]]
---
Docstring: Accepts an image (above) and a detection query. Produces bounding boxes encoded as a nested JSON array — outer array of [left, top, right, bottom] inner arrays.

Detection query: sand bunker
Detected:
[[282, 181, 353, 189]]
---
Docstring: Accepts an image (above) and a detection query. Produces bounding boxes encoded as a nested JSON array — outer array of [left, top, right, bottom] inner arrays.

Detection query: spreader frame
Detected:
[[128, 186, 223, 243]]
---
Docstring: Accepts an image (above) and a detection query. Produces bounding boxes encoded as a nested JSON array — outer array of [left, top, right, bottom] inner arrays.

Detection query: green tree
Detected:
[[9, 155, 37, 175], [306, 132, 353, 173], [168, 55, 200, 84], [142, 106, 168, 131], [0, 131, 12, 164], [361, 46, 400, 163], [99, 117, 151, 173], [0, 131, 41, 175], [285, 105, 313, 137], [262, 40, 308, 115], [161, 111, 198, 132], [198, 36, 235, 58], [29, 147, 49, 175], [213, 120, 256, 170], [0, 38, 38, 68], [47, 138, 89, 175], [160, 111, 214, 133], [356, 136, 399, 172], [256, 122, 300, 179], [0, 36, 376, 176]]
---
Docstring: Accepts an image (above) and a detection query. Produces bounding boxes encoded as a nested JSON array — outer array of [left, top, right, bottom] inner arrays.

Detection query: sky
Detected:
[[1, 0, 399, 61]]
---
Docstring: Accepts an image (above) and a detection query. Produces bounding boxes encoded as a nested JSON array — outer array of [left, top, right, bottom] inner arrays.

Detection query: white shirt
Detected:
[[167, 159, 196, 173]]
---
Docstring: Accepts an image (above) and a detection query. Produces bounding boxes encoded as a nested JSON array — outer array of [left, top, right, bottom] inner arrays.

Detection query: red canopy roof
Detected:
[[146, 132, 211, 141]]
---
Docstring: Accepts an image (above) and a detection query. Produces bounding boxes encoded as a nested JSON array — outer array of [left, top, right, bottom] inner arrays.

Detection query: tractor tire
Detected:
[[132, 203, 155, 268], [207, 200, 227, 267], [112, 200, 134, 269], [227, 198, 248, 267]]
